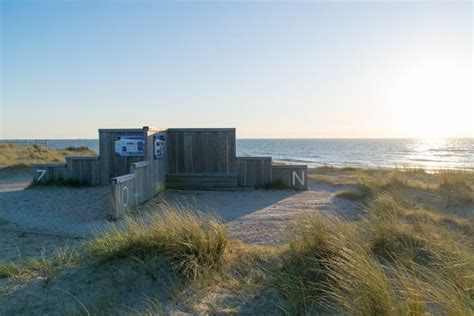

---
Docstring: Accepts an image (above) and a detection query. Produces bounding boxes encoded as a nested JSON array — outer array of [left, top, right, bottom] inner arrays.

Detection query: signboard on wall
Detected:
[[154, 134, 166, 159], [114, 136, 145, 157]]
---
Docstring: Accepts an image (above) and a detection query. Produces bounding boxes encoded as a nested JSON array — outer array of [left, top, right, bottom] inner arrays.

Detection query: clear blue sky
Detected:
[[1, 1, 472, 139]]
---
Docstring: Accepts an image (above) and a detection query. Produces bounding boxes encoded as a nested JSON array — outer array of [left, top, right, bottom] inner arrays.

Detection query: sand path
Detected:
[[0, 169, 362, 249], [152, 182, 363, 245]]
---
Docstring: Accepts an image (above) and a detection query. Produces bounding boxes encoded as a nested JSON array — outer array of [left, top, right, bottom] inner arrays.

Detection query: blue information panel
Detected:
[[114, 136, 145, 157]]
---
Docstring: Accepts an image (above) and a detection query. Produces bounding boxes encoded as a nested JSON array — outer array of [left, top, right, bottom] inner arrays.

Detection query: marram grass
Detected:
[[88, 206, 228, 279]]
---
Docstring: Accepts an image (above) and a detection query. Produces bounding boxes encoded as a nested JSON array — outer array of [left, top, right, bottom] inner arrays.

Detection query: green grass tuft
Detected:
[[261, 180, 289, 190], [0, 263, 25, 278], [335, 189, 368, 201]]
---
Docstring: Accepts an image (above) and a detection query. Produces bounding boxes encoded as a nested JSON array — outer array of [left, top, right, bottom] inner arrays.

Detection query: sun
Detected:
[[387, 57, 472, 138]]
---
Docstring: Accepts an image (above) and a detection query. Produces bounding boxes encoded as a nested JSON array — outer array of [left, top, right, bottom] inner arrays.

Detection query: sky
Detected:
[[1, 0, 472, 139]]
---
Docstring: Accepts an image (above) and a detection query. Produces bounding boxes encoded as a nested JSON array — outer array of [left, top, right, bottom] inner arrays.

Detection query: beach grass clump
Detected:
[[88, 208, 228, 279], [273, 214, 403, 314], [335, 189, 369, 201], [0, 263, 25, 278], [0, 243, 78, 283], [0, 144, 97, 169], [437, 170, 474, 205], [27, 178, 85, 189], [272, 214, 345, 314]]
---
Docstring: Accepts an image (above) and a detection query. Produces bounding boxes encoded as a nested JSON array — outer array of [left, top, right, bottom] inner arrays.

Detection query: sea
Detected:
[[37, 138, 474, 170]]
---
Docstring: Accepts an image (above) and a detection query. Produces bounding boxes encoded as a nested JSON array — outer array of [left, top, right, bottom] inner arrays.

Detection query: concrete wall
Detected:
[[236, 157, 272, 187], [271, 165, 308, 190]]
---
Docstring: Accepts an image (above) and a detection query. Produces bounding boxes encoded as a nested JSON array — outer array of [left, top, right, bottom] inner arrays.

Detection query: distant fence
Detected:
[[0, 139, 48, 147]]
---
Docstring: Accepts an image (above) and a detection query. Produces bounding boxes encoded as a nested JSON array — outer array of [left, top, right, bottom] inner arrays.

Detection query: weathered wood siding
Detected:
[[65, 156, 100, 185], [109, 128, 167, 219], [166, 173, 237, 190], [236, 157, 272, 187], [166, 128, 237, 190], [110, 174, 137, 219], [33, 157, 99, 185], [147, 130, 167, 193], [110, 157, 165, 219], [130, 161, 154, 203], [99, 128, 148, 185], [271, 165, 308, 190], [32, 163, 67, 183]]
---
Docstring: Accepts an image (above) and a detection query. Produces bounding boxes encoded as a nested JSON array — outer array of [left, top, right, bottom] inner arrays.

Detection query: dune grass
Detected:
[[0, 144, 97, 169], [272, 191, 474, 314], [88, 207, 228, 280], [0, 243, 78, 284], [311, 166, 474, 208], [335, 189, 368, 200]]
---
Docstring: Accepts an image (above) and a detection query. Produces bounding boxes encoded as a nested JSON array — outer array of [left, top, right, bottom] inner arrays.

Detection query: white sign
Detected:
[[36, 169, 46, 181], [114, 136, 145, 157], [292, 171, 305, 186], [154, 134, 166, 159]]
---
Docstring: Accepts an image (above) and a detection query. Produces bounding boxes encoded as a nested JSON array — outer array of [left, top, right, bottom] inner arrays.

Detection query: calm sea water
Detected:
[[44, 138, 473, 170]]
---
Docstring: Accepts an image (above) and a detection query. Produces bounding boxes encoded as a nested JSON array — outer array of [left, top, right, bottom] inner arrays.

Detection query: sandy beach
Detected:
[[0, 168, 362, 248], [1, 166, 473, 314]]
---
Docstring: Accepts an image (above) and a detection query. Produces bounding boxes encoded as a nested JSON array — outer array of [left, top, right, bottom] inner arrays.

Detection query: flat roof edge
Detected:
[[166, 128, 236, 132], [98, 128, 147, 133]]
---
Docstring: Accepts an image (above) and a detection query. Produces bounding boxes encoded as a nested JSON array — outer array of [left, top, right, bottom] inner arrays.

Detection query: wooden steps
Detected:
[[166, 173, 237, 190]]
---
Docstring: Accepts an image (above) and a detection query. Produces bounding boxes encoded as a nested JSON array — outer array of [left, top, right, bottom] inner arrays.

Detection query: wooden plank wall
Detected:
[[111, 157, 164, 219], [130, 161, 154, 203], [110, 174, 137, 219], [271, 165, 308, 190], [32, 163, 67, 183], [66, 156, 100, 185], [33, 157, 99, 185], [147, 130, 167, 193], [109, 129, 167, 219], [236, 157, 272, 187], [166, 174, 237, 190], [99, 128, 148, 185], [167, 129, 236, 174], [166, 128, 237, 190]]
